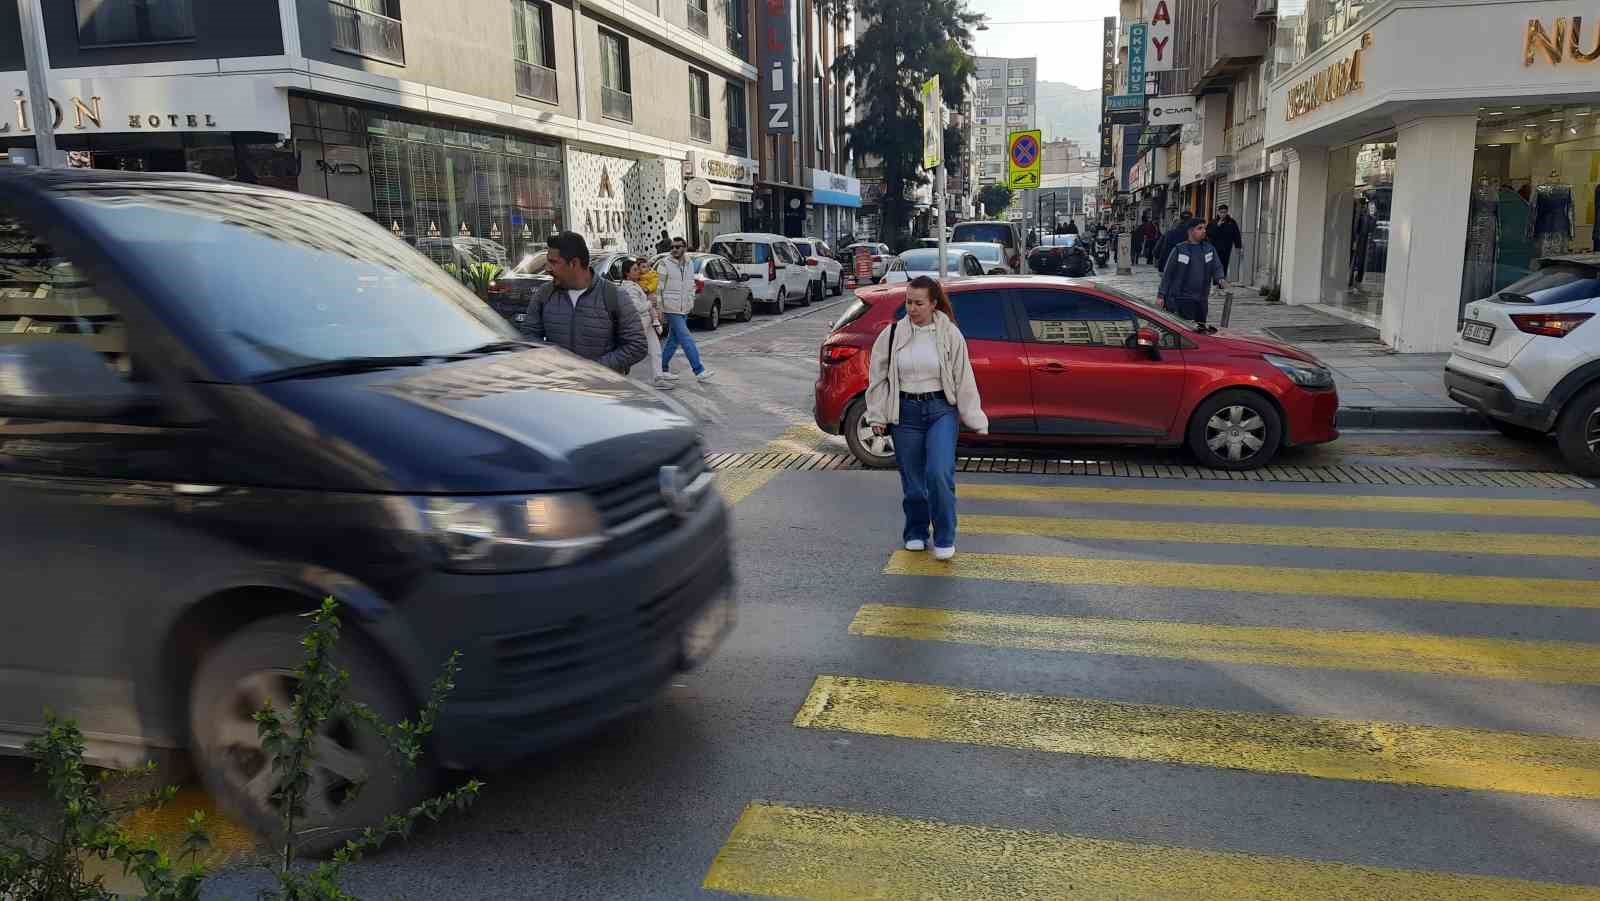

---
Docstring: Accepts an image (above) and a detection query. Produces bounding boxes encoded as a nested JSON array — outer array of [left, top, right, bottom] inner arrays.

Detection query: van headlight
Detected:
[[414, 494, 607, 572], [1264, 353, 1335, 389]]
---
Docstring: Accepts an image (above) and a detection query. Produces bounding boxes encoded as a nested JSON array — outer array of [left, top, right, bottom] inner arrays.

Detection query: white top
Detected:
[[896, 321, 943, 394], [655, 256, 695, 314], [566, 289, 584, 308]]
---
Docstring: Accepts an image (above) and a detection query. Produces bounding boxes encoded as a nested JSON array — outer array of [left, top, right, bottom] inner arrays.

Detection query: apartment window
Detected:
[[513, 0, 558, 104], [726, 82, 748, 154], [599, 30, 633, 122], [76, 0, 194, 45], [689, 68, 712, 142], [724, 0, 748, 56], [688, 0, 709, 37], [329, 0, 405, 65]]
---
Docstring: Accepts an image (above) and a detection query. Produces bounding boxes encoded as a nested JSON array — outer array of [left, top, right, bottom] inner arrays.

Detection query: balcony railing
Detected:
[[727, 124, 748, 155], [602, 86, 634, 122], [516, 60, 558, 104], [329, 1, 405, 65], [690, 114, 712, 143], [688, 3, 709, 37]]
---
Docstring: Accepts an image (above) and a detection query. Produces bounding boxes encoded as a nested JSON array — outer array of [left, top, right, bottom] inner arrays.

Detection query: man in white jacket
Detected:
[[655, 237, 715, 382]]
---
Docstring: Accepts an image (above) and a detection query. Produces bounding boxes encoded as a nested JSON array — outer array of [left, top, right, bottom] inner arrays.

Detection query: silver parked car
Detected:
[[882, 248, 985, 283], [650, 251, 755, 329]]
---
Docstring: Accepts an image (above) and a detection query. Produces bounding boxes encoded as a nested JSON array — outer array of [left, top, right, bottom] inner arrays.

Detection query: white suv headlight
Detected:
[[415, 494, 606, 572], [1264, 353, 1335, 389]]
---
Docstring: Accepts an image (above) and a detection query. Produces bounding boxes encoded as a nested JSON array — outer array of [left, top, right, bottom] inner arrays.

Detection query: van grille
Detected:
[[588, 442, 709, 553]]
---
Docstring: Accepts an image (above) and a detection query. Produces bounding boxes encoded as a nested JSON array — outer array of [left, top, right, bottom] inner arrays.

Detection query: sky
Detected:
[[966, 0, 1119, 89]]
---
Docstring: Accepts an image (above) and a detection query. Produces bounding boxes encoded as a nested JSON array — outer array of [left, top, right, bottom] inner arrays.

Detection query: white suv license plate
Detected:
[[1461, 321, 1495, 345]]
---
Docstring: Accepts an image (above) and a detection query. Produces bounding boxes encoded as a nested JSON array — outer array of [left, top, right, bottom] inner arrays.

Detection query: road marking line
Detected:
[[849, 604, 1600, 684], [792, 676, 1600, 799], [715, 423, 824, 505], [702, 802, 1600, 900], [883, 551, 1600, 609], [961, 483, 1600, 519], [960, 513, 1600, 557]]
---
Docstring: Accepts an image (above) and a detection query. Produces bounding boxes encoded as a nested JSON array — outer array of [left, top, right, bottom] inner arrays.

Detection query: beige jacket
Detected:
[[865, 311, 988, 432]]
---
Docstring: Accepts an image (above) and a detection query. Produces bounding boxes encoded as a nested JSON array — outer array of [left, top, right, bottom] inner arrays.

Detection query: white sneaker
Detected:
[[696, 369, 717, 381], [653, 378, 676, 390], [659, 371, 682, 381], [904, 540, 926, 552], [932, 545, 956, 561]]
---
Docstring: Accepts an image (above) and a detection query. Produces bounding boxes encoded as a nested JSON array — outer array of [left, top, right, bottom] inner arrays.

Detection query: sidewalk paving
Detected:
[[1091, 262, 1480, 429]]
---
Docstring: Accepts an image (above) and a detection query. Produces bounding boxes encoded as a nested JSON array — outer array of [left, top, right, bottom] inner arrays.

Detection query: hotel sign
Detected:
[[1285, 32, 1373, 121], [0, 92, 219, 134]]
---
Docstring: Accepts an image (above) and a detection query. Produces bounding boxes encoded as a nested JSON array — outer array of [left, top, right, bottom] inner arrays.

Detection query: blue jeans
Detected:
[[660, 313, 703, 375], [894, 395, 959, 548]]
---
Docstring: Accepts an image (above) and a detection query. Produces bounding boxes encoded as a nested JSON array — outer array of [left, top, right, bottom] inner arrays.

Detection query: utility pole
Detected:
[[16, 0, 60, 167]]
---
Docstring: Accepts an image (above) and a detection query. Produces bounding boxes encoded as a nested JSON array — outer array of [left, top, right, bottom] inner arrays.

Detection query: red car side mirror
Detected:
[[1134, 327, 1160, 349]]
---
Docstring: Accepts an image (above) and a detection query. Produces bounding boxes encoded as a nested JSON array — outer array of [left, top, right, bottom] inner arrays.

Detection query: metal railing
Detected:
[[687, 3, 709, 36], [690, 114, 712, 143], [329, 1, 405, 65], [601, 86, 633, 122], [727, 124, 748, 155], [516, 60, 558, 104]]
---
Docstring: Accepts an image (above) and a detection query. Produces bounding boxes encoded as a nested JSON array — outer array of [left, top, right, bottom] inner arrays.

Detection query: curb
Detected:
[[1336, 406, 1488, 430]]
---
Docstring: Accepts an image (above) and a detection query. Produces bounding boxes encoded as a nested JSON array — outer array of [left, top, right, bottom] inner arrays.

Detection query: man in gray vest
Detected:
[[520, 231, 646, 373]]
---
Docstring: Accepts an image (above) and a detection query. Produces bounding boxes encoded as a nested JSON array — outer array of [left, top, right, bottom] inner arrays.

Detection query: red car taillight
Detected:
[[767, 259, 777, 281], [694, 277, 705, 294], [487, 280, 507, 295], [1511, 312, 1592, 337], [821, 344, 860, 364], [806, 257, 819, 266]]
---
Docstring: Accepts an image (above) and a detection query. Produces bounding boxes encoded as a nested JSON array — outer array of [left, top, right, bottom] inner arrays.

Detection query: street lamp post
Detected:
[[15, 0, 60, 167]]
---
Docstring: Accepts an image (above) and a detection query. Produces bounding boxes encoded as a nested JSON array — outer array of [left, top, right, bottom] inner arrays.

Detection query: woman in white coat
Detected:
[[864, 276, 987, 560], [619, 258, 668, 389]]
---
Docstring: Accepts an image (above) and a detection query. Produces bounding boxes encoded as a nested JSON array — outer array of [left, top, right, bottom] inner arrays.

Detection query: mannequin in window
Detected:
[[1532, 171, 1573, 256], [1462, 176, 1498, 304], [1350, 197, 1376, 287]]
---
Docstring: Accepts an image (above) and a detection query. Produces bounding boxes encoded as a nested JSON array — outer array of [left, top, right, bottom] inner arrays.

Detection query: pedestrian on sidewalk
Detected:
[[519, 231, 646, 373], [1157, 217, 1229, 333], [1137, 215, 1160, 265], [1154, 216, 1189, 269], [618, 257, 670, 389], [1210, 204, 1243, 280], [1063, 218, 1079, 235], [656, 236, 715, 383], [865, 276, 988, 562]]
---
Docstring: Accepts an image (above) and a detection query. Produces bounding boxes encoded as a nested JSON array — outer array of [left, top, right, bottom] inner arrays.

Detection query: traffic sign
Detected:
[[1006, 129, 1042, 190]]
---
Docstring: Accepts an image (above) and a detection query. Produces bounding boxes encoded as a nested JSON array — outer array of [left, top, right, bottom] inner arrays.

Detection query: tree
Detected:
[[819, 0, 979, 245], [978, 184, 1014, 217]]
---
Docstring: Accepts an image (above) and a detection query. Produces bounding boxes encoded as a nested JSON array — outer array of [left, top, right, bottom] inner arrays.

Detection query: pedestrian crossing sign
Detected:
[[1006, 130, 1042, 189]]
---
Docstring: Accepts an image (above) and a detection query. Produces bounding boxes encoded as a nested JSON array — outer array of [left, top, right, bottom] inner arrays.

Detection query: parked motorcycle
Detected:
[[1092, 234, 1111, 267]]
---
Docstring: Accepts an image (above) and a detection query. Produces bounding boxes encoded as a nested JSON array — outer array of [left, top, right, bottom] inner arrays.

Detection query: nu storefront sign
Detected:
[[1285, 32, 1372, 121]]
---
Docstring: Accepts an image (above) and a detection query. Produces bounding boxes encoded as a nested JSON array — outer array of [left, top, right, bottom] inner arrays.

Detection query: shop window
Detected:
[[329, 0, 405, 66], [1019, 290, 1137, 347], [513, 0, 558, 104], [76, 0, 194, 46], [1323, 139, 1394, 321], [599, 30, 633, 123], [689, 68, 712, 143]]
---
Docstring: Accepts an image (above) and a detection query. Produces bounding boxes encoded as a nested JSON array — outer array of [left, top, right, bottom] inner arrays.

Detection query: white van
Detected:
[[709, 233, 815, 313], [949, 220, 1027, 274]]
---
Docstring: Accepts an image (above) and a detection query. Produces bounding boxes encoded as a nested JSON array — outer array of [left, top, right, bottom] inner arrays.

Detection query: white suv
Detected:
[[1444, 255, 1600, 475], [710, 233, 814, 314], [791, 238, 844, 298]]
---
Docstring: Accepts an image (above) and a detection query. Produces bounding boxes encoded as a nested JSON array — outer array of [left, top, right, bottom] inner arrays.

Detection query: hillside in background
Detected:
[[1036, 81, 1101, 149]]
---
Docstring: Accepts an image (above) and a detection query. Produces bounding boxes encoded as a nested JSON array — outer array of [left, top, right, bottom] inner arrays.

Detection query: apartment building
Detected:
[[1, 0, 767, 262]]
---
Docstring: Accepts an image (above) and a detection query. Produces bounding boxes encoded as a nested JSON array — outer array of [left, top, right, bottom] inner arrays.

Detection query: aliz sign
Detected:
[[758, 0, 794, 135]]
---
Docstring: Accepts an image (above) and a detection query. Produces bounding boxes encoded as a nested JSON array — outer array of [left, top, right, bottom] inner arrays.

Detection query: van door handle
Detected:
[[173, 484, 222, 495], [1033, 362, 1069, 373]]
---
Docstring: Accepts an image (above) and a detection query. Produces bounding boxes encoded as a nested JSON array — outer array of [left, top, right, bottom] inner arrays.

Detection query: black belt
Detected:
[[900, 391, 942, 401]]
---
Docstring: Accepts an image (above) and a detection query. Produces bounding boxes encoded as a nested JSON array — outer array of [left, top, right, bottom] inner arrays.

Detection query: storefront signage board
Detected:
[[1524, 15, 1600, 66], [1147, 96, 1196, 125], [757, 0, 795, 135], [1128, 25, 1148, 96], [1099, 16, 1116, 168], [1285, 32, 1372, 121], [0, 73, 288, 136], [1143, 0, 1175, 72]]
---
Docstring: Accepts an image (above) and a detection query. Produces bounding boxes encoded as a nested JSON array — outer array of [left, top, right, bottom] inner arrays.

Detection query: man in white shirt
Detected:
[[655, 237, 714, 382]]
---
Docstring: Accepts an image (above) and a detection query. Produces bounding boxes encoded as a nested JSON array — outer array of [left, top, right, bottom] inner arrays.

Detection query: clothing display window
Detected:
[[1322, 139, 1394, 322], [1462, 103, 1600, 312]]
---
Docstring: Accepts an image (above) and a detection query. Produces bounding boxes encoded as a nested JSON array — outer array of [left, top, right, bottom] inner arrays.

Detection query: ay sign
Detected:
[[758, 0, 794, 135]]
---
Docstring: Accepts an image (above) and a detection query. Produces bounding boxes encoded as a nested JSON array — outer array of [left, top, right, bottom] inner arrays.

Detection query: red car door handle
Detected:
[[1033, 361, 1069, 373]]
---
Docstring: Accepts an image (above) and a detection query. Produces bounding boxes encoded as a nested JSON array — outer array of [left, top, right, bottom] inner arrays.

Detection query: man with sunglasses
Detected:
[[655, 236, 715, 382]]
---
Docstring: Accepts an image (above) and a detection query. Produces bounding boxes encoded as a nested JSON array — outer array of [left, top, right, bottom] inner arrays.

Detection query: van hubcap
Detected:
[[1205, 405, 1266, 462]]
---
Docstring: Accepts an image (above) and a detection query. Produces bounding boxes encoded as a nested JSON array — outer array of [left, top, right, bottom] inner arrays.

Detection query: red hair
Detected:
[[906, 275, 956, 322]]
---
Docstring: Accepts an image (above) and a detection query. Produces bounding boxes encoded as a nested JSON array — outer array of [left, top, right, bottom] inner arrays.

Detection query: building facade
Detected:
[[1266, 0, 1600, 352], [974, 55, 1036, 232], [1, 0, 768, 265]]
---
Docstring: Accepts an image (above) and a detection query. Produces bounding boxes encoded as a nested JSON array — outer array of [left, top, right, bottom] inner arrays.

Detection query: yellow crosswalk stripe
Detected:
[[962, 513, 1600, 557], [792, 675, 1600, 799], [884, 550, 1600, 609], [849, 604, 1600, 683], [703, 802, 1600, 900], [961, 483, 1600, 519]]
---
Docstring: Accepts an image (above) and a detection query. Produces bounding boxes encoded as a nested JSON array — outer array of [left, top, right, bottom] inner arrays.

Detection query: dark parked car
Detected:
[[485, 248, 552, 322], [1027, 234, 1096, 277], [0, 168, 734, 851]]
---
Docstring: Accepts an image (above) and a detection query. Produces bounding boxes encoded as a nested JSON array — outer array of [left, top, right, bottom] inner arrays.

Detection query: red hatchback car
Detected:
[[814, 277, 1339, 470]]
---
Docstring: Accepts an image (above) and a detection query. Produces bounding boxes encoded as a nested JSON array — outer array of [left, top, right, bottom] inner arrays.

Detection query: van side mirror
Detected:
[[0, 342, 151, 419]]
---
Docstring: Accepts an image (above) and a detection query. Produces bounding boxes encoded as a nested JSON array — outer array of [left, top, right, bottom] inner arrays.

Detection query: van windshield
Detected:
[[951, 224, 1015, 248], [60, 188, 514, 382], [714, 241, 771, 264]]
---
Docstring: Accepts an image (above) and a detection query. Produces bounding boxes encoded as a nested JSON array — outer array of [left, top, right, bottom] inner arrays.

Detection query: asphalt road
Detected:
[[14, 292, 1600, 898]]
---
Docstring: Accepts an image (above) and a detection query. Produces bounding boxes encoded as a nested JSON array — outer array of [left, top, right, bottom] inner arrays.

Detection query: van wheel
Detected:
[[706, 302, 721, 331], [1556, 382, 1600, 477], [189, 615, 431, 857], [771, 288, 786, 314], [831, 274, 843, 296], [843, 398, 898, 469], [1187, 390, 1283, 470]]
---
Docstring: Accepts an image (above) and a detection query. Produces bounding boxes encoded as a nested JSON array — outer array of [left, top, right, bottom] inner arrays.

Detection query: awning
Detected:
[[710, 185, 753, 203], [812, 187, 862, 208]]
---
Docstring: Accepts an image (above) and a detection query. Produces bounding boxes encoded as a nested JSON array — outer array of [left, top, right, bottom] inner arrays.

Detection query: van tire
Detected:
[[771, 287, 787, 315], [1556, 382, 1600, 477], [189, 615, 432, 857]]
